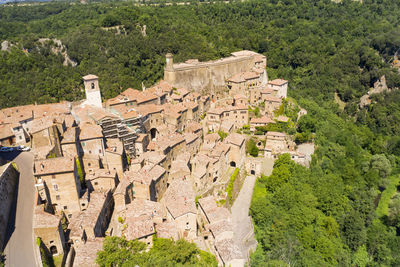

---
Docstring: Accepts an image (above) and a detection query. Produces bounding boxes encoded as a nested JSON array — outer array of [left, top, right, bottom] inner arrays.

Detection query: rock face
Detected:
[[38, 38, 77, 67], [1, 41, 10, 51], [359, 75, 390, 108]]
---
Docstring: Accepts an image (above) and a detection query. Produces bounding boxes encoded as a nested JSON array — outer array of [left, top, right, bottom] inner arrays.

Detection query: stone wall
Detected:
[[0, 163, 19, 251], [164, 55, 255, 95]]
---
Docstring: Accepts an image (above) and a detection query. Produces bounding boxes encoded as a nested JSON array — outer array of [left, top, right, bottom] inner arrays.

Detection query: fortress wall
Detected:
[[0, 163, 19, 251], [164, 56, 255, 94]]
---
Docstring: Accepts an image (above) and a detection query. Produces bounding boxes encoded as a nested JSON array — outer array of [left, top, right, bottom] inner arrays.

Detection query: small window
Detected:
[[63, 206, 68, 210], [53, 184, 58, 191], [94, 182, 98, 185], [99, 149, 101, 154], [50, 240, 54, 244], [88, 163, 91, 167], [56, 195, 60, 200], [52, 174, 56, 179], [91, 83, 95, 89], [19, 136, 22, 140], [68, 214, 72, 218]]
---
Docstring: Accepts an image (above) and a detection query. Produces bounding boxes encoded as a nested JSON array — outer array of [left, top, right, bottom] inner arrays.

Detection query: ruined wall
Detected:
[[0, 163, 19, 251], [164, 56, 255, 94]]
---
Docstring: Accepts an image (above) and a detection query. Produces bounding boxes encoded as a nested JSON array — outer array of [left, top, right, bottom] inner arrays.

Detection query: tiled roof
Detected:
[[164, 179, 196, 219], [34, 157, 75, 175]]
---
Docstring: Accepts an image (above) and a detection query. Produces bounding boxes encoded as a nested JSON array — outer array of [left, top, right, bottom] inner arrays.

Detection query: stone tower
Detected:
[[165, 53, 174, 71], [83, 74, 102, 108]]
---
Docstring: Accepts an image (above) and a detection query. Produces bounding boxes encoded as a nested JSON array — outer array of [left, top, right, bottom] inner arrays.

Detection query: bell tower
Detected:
[[83, 74, 102, 108], [165, 53, 174, 71]]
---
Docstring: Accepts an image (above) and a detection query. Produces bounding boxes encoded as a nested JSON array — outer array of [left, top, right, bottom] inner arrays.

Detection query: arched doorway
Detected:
[[150, 128, 157, 140], [230, 161, 236, 167], [251, 170, 255, 175], [213, 177, 217, 183], [50, 246, 58, 255]]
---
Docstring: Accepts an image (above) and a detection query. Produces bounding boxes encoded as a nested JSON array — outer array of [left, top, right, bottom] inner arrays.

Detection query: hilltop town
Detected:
[[0, 50, 312, 266]]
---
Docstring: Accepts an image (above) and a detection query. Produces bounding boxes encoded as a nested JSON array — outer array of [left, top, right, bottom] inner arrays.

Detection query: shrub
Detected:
[[226, 168, 239, 204]]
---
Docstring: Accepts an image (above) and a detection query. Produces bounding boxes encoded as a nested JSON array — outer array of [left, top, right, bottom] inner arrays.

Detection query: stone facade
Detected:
[[0, 163, 18, 251]]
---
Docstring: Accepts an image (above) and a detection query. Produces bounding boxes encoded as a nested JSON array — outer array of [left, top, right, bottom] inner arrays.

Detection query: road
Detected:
[[231, 174, 258, 262], [2, 152, 37, 267]]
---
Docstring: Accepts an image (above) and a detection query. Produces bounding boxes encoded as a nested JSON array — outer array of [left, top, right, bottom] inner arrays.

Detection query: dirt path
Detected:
[[231, 175, 258, 262]]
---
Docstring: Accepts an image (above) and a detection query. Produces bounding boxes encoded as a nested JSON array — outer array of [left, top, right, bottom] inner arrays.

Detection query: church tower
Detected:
[[165, 53, 174, 71], [83, 74, 102, 108]]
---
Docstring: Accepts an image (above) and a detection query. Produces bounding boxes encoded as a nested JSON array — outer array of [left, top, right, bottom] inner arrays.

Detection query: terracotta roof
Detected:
[[164, 179, 196, 219], [184, 133, 198, 144], [0, 124, 14, 139], [33, 206, 60, 228], [264, 95, 282, 102], [225, 133, 245, 147], [30, 117, 56, 134], [234, 94, 247, 100], [204, 133, 220, 143], [268, 79, 288, 86], [79, 123, 103, 140], [105, 138, 123, 155], [127, 164, 166, 185], [85, 169, 117, 181], [266, 131, 287, 137], [261, 87, 274, 94], [124, 214, 155, 240], [156, 221, 179, 241], [198, 196, 231, 224], [73, 238, 104, 267], [208, 218, 233, 238], [34, 157, 75, 175], [276, 115, 289, 122], [250, 116, 274, 124], [61, 127, 77, 144], [126, 199, 163, 218], [215, 238, 243, 264], [185, 122, 202, 134], [135, 104, 163, 117]]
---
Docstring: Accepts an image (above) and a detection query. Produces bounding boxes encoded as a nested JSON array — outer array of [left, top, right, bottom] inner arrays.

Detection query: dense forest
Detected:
[[2, 0, 400, 266]]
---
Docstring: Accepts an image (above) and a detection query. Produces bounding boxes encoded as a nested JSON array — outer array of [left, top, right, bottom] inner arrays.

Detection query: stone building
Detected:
[[85, 169, 118, 193], [79, 123, 105, 173], [268, 79, 288, 99], [162, 179, 197, 241], [164, 51, 266, 96], [34, 157, 82, 218], [224, 133, 246, 168], [69, 190, 113, 245], [33, 206, 65, 256], [125, 164, 167, 201]]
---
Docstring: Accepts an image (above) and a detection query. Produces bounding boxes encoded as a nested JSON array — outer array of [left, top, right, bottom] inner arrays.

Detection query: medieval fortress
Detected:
[[0, 50, 310, 267]]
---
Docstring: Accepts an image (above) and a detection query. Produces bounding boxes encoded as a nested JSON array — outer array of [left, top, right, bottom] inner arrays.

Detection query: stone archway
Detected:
[[50, 245, 58, 255]]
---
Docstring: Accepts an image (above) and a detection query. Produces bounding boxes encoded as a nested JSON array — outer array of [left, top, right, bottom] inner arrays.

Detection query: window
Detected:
[[52, 174, 56, 179], [82, 142, 85, 147], [91, 83, 95, 89], [56, 195, 60, 200], [94, 182, 98, 185], [19, 136, 22, 140], [99, 149, 102, 154], [68, 214, 72, 218], [88, 163, 91, 167], [53, 184, 58, 191], [63, 206, 68, 210]]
